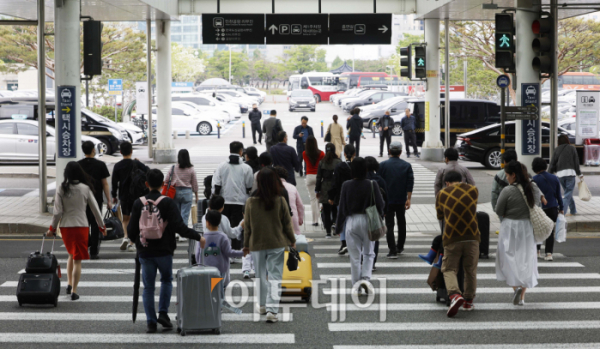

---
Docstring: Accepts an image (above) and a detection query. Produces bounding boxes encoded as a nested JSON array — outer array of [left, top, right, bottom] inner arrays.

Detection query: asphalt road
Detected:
[[2, 101, 600, 347]]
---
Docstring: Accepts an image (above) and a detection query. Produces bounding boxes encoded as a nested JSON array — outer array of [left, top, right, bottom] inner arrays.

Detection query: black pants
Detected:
[[403, 130, 419, 156], [385, 203, 406, 253], [537, 206, 559, 254], [322, 203, 337, 235], [223, 204, 244, 250], [349, 135, 361, 157], [251, 123, 262, 144], [86, 206, 101, 257], [297, 144, 305, 175], [431, 234, 444, 255], [379, 130, 391, 155]]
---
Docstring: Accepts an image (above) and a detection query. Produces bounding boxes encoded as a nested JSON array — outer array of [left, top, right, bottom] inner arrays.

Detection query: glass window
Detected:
[[464, 103, 482, 121], [0, 123, 14, 134], [172, 108, 185, 115], [17, 123, 38, 135], [506, 124, 515, 136], [182, 34, 198, 42], [171, 26, 182, 33], [308, 77, 323, 86], [172, 35, 182, 42], [583, 76, 596, 84], [487, 104, 500, 118], [301, 77, 309, 89], [383, 92, 396, 99], [562, 76, 573, 85], [183, 25, 196, 33]]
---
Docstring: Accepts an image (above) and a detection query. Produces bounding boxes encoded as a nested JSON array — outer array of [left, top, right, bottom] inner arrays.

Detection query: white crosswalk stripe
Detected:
[[0, 333, 295, 344]]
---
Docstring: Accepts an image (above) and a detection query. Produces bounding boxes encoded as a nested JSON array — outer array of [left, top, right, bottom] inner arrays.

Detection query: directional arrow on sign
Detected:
[[62, 107, 71, 113], [269, 24, 278, 35], [379, 25, 388, 33]]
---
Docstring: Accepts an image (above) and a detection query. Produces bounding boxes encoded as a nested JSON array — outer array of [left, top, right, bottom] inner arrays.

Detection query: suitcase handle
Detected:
[[40, 235, 56, 254]]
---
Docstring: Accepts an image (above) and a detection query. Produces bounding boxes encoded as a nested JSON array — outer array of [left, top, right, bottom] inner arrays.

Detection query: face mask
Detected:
[[253, 108, 258, 111]]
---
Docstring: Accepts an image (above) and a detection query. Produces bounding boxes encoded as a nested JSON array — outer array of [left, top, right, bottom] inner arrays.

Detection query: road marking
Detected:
[[0, 333, 295, 344], [327, 302, 600, 312], [310, 238, 498, 243], [318, 273, 598, 280], [334, 344, 600, 349], [3, 281, 255, 288], [56, 259, 191, 264], [17, 268, 244, 274], [317, 262, 582, 268], [312, 245, 498, 250], [323, 286, 600, 295], [312, 252, 562, 258], [329, 321, 600, 332], [0, 312, 292, 322]]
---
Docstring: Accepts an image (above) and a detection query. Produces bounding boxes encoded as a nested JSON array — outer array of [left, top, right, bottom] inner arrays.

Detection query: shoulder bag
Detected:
[[366, 181, 387, 241], [161, 165, 177, 199], [324, 124, 332, 142], [517, 185, 554, 244]]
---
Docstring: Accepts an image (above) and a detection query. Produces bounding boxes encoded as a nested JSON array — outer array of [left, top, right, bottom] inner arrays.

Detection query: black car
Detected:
[[455, 121, 575, 169], [359, 96, 408, 132], [342, 90, 405, 112]]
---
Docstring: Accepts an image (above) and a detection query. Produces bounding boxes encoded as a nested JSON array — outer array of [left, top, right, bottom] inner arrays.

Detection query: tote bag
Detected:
[[161, 165, 177, 199], [578, 179, 592, 202], [517, 185, 554, 244], [366, 181, 387, 241]]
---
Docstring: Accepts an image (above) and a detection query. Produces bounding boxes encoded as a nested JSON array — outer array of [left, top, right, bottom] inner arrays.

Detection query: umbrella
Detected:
[[132, 253, 141, 323]]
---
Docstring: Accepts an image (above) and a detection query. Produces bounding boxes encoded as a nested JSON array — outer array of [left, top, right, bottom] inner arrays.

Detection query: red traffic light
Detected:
[[532, 17, 552, 34], [532, 20, 541, 34]]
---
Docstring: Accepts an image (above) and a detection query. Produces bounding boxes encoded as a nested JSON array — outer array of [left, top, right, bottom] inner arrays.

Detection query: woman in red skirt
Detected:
[[47, 162, 106, 301]]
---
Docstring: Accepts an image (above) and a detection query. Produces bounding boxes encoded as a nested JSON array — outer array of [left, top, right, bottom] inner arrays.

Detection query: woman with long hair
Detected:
[[275, 166, 304, 235], [172, 149, 198, 236], [47, 161, 105, 301], [549, 134, 583, 216], [328, 115, 346, 159], [316, 143, 342, 238], [495, 160, 543, 306], [303, 136, 325, 227], [243, 167, 296, 323]]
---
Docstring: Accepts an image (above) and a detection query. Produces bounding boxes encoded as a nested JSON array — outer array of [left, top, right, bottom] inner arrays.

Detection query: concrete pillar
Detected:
[[515, 0, 541, 173], [54, 0, 81, 185], [421, 19, 443, 162], [154, 19, 176, 163]]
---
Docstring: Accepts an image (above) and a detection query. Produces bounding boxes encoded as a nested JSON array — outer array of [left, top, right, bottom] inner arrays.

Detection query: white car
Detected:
[[243, 87, 266, 102], [151, 106, 219, 136], [0, 119, 103, 162], [172, 93, 242, 119], [173, 101, 233, 124], [216, 89, 261, 105], [117, 122, 145, 145], [559, 119, 576, 136]]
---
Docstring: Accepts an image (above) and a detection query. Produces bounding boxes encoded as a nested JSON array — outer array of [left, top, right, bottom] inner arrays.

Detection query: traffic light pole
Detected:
[[444, 18, 450, 149], [501, 86, 506, 167], [549, 0, 558, 160]]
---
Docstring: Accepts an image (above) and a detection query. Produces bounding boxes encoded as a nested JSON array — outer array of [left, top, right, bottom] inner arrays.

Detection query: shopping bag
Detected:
[[555, 213, 567, 243], [578, 179, 592, 202]]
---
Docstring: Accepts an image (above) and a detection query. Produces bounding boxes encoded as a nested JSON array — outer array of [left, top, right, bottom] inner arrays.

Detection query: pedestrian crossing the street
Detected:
[[161, 164, 218, 199]]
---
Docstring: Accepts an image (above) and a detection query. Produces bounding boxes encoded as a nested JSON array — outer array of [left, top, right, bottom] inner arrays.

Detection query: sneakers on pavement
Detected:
[[462, 300, 474, 311], [544, 254, 553, 261], [146, 323, 157, 333], [386, 252, 398, 259], [255, 304, 267, 315], [513, 287, 523, 305], [338, 246, 348, 255], [157, 312, 173, 328], [243, 271, 251, 279], [266, 312, 278, 323], [127, 244, 136, 252], [518, 299, 525, 306], [325, 234, 332, 239], [447, 294, 465, 318], [119, 239, 129, 251], [360, 280, 375, 296]]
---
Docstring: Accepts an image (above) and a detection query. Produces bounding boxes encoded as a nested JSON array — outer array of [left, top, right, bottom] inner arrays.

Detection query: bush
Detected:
[[89, 106, 121, 122], [265, 89, 285, 95]]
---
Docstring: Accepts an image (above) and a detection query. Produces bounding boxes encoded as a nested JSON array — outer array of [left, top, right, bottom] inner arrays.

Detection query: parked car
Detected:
[[117, 122, 145, 145], [288, 89, 316, 112], [216, 89, 261, 105], [558, 118, 576, 135], [0, 120, 103, 162], [151, 106, 218, 136], [212, 92, 250, 114], [336, 89, 369, 107], [243, 87, 266, 103], [359, 96, 410, 132], [455, 121, 574, 169], [330, 89, 360, 106], [171, 93, 241, 119], [342, 90, 405, 112], [173, 101, 232, 123]]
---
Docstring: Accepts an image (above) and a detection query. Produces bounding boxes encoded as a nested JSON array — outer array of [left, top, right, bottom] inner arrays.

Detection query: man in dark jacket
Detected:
[[377, 111, 393, 157], [346, 108, 364, 156], [262, 110, 282, 152], [328, 144, 356, 255], [270, 131, 301, 185], [400, 108, 419, 158], [292, 116, 314, 176], [378, 141, 414, 258], [248, 103, 262, 145], [128, 169, 205, 334]]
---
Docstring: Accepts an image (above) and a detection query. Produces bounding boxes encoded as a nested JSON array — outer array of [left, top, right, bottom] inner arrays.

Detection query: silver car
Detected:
[[0, 120, 103, 162]]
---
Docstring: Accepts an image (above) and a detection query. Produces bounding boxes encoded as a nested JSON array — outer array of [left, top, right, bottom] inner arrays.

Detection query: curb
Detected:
[[0, 223, 48, 235], [0, 174, 56, 178]]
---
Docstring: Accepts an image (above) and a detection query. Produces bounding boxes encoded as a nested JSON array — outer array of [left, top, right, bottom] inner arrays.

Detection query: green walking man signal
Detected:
[[499, 34, 510, 48], [417, 58, 425, 67]]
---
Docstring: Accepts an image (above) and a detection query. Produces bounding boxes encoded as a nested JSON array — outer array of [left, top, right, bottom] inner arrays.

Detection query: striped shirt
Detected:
[[169, 166, 198, 193]]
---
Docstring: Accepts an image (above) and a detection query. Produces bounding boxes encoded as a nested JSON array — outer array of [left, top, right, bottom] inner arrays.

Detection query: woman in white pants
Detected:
[[335, 157, 385, 295]]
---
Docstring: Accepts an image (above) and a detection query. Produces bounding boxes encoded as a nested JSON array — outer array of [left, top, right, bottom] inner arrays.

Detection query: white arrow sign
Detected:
[[379, 25, 388, 34], [269, 24, 278, 35]]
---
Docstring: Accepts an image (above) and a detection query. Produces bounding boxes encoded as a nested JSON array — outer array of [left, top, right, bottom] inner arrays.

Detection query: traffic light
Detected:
[[532, 15, 554, 74], [495, 13, 515, 71], [83, 21, 103, 76], [399, 46, 412, 80], [414, 46, 426, 79]]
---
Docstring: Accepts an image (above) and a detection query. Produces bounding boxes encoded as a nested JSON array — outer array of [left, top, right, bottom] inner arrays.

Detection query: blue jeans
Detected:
[[251, 247, 285, 314], [174, 187, 194, 225], [139, 255, 173, 325], [340, 222, 346, 241], [559, 176, 577, 214]]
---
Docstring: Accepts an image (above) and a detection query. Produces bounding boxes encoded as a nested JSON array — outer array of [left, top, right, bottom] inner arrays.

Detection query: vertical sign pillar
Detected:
[[154, 19, 176, 163], [146, 18, 153, 158], [37, 0, 47, 213], [421, 19, 443, 162], [54, 0, 81, 186]]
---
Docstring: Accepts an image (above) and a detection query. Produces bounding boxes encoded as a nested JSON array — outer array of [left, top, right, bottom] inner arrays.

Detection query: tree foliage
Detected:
[[332, 55, 343, 68], [171, 43, 205, 82], [206, 50, 249, 85], [281, 45, 326, 74]]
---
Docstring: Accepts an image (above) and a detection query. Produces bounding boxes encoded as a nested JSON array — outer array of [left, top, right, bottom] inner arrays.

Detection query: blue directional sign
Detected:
[[108, 79, 123, 95], [496, 75, 510, 89], [262, 109, 271, 115], [57, 86, 76, 158], [521, 83, 540, 156]]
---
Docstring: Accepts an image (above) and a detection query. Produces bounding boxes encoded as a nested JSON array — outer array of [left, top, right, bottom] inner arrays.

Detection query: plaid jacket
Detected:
[[435, 183, 480, 246]]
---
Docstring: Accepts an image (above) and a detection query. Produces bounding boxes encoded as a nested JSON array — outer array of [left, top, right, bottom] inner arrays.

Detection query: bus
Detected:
[[337, 72, 389, 91], [542, 72, 600, 90], [287, 72, 339, 102]]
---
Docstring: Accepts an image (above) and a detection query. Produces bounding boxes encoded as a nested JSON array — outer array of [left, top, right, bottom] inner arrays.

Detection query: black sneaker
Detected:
[[325, 234, 332, 239], [416, 153, 420, 159], [386, 252, 398, 259], [407, 154, 411, 158], [338, 246, 348, 255], [71, 293, 79, 301], [157, 312, 173, 328], [372, 265, 377, 272], [146, 323, 158, 333], [397, 248, 404, 255], [90, 254, 99, 260]]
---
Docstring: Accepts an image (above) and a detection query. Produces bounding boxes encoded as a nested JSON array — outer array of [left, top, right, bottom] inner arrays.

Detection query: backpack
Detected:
[[203, 175, 213, 199], [139, 196, 167, 247], [126, 161, 149, 199], [271, 119, 282, 143]]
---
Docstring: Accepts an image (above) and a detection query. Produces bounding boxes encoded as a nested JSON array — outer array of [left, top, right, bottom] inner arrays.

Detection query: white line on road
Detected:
[[17, 268, 245, 274], [318, 273, 599, 280], [0, 312, 292, 322], [317, 262, 582, 268], [2, 281, 255, 288], [313, 245, 498, 250], [0, 333, 295, 344], [327, 302, 600, 312], [323, 287, 600, 295], [334, 344, 600, 349], [328, 321, 600, 332]]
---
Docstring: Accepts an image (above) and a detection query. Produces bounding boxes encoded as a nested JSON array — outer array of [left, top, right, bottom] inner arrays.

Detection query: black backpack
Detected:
[[203, 175, 213, 199], [271, 119, 282, 143], [126, 161, 149, 199]]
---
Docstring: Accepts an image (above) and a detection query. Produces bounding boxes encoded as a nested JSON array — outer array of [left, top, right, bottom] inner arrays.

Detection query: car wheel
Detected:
[[370, 119, 379, 133], [100, 139, 112, 155], [311, 109, 315, 112], [484, 148, 502, 169], [392, 123, 403, 136], [314, 94, 321, 103], [289, 108, 293, 112], [197, 122, 212, 136]]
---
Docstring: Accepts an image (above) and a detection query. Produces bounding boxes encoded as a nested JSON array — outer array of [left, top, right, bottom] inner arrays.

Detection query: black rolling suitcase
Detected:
[[477, 211, 490, 259], [432, 257, 465, 306], [17, 236, 61, 307]]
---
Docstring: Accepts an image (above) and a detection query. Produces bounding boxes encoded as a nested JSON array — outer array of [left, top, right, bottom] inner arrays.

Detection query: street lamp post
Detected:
[[228, 45, 232, 84]]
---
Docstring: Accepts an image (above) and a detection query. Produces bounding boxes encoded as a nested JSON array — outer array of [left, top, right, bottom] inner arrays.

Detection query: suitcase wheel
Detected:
[[435, 296, 440, 302], [180, 330, 186, 336], [54, 298, 58, 307], [213, 328, 221, 335]]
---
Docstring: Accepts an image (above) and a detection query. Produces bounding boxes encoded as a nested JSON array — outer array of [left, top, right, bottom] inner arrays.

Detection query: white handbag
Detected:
[[517, 185, 554, 244], [578, 179, 592, 202]]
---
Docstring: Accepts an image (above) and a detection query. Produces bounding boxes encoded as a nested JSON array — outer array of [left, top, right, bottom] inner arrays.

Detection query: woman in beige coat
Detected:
[[327, 115, 346, 159]]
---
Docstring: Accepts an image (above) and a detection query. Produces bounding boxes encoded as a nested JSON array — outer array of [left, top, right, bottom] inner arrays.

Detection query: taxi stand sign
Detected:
[[57, 86, 76, 158], [575, 90, 600, 145], [108, 79, 123, 96], [521, 83, 540, 156]]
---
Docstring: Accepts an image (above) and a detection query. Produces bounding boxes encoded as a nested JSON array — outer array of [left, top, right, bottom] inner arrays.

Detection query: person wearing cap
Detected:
[[400, 108, 419, 158], [378, 141, 414, 258]]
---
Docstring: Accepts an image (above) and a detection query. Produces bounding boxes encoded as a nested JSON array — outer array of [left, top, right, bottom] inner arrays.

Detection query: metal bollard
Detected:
[[217, 122, 221, 139], [242, 121, 245, 138], [321, 120, 324, 138], [185, 130, 190, 139], [373, 121, 376, 138], [173, 130, 178, 139]]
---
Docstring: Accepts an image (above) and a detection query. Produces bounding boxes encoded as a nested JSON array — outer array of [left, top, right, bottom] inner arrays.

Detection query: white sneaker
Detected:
[[243, 271, 251, 279], [266, 312, 278, 323], [251, 269, 255, 275], [362, 280, 375, 296], [119, 239, 129, 251], [518, 299, 525, 306], [544, 254, 553, 261], [127, 244, 136, 252], [513, 287, 523, 305], [537, 251, 543, 259], [255, 304, 266, 315]]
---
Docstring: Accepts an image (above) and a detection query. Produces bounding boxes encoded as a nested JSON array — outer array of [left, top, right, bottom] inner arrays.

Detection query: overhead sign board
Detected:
[[202, 14, 264, 44], [57, 85, 76, 158], [329, 14, 392, 44], [520, 83, 540, 156], [576, 90, 600, 145], [265, 14, 328, 44], [108, 79, 122, 96]]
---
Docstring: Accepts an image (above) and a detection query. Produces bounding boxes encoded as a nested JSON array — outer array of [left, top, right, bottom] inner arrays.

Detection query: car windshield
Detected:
[[291, 90, 313, 98], [83, 109, 113, 124]]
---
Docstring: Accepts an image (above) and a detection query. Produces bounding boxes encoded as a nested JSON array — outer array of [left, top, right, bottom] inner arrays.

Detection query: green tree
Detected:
[[171, 43, 205, 82], [281, 45, 326, 73], [207, 50, 249, 84], [332, 55, 343, 68], [255, 59, 278, 90]]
